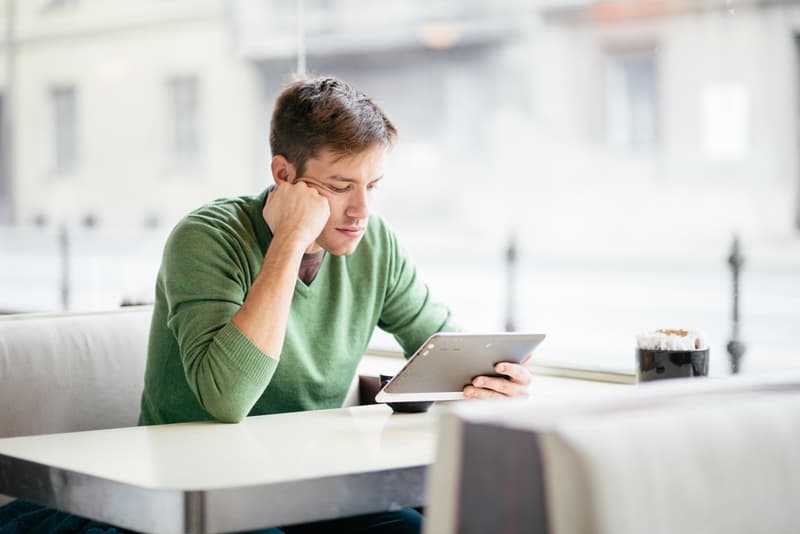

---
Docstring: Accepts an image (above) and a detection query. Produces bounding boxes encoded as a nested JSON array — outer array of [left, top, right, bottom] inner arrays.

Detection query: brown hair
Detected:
[[269, 76, 397, 177]]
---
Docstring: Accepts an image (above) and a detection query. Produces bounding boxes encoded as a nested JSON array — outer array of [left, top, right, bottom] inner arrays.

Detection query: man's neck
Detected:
[[299, 249, 325, 285]]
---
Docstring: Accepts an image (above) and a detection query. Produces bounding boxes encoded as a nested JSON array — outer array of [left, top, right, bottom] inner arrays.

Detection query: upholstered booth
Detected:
[[424, 373, 800, 534]]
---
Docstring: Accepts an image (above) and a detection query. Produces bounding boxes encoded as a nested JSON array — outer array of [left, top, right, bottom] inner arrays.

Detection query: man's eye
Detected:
[[329, 185, 351, 193], [367, 182, 379, 191]]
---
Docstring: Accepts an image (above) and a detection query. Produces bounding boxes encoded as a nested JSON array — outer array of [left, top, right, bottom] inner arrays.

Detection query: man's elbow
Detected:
[[202, 396, 252, 424], [189, 364, 263, 423], [217, 414, 247, 424]]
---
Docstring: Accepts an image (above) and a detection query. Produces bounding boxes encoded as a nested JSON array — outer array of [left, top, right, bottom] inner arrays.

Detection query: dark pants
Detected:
[[252, 508, 421, 534], [0, 500, 421, 534]]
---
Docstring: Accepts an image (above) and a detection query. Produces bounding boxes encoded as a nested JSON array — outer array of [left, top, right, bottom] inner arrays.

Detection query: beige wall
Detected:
[[1, 0, 264, 228]]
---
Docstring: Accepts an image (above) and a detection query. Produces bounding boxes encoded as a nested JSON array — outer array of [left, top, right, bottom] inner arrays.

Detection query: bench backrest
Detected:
[[0, 306, 362, 439], [0, 307, 153, 438]]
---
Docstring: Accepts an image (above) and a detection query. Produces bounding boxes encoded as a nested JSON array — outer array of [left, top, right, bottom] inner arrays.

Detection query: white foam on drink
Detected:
[[636, 329, 707, 351]]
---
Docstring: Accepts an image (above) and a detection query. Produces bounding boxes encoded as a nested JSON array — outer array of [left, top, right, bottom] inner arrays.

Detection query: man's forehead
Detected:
[[315, 144, 384, 161]]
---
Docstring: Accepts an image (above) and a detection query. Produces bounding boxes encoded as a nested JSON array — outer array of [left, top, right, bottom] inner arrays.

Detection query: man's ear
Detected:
[[270, 155, 295, 185]]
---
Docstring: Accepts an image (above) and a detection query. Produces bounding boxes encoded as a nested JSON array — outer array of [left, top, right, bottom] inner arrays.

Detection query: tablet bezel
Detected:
[[375, 332, 546, 403]]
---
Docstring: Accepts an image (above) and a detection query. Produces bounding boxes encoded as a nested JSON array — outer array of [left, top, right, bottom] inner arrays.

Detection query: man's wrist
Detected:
[[269, 228, 312, 257]]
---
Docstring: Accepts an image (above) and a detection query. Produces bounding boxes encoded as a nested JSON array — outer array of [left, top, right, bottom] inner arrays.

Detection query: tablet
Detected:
[[375, 332, 546, 402]]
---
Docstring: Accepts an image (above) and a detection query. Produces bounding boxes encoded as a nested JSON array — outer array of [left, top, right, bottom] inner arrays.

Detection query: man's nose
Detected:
[[346, 188, 370, 220]]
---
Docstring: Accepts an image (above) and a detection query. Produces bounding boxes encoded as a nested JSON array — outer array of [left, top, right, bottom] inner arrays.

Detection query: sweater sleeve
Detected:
[[377, 226, 460, 357], [161, 218, 278, 423]]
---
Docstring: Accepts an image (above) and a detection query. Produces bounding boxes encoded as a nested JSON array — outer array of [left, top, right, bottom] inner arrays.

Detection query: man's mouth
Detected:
[[336, 227, 365, 238]]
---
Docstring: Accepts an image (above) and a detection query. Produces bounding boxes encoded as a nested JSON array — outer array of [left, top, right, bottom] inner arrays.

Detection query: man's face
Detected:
[[296, 144, 385, 255]]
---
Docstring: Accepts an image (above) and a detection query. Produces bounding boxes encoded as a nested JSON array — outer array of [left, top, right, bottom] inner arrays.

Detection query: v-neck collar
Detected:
[[298, 249, 326, 286], [294, 252, 330, 299]]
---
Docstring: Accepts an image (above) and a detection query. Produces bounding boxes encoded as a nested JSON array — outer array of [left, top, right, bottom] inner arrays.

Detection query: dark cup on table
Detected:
[[378, 374, 434, 413], [637, 348, 710, 382]]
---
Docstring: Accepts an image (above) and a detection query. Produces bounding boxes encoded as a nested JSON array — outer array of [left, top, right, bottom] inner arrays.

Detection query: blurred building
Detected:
[[2, 0, 798, 242], [525, 0, 800, 252], [0, 0, 262, 229], [0, 0, 530, 233], [0, 0, 799, 314]]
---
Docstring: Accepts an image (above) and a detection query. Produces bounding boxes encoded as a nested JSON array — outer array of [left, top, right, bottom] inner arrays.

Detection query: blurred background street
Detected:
[[2, 223, 797, 376]]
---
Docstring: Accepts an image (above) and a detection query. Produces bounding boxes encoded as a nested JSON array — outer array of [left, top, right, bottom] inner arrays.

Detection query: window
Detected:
[[700, 84, 750, 161], [606, 51, 659, 150], [167, 76, 201, 164], [52, 85, 78, 173]]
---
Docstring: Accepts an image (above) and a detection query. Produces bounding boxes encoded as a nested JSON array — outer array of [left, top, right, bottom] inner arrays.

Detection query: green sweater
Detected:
[[139, 188, 456, 425]]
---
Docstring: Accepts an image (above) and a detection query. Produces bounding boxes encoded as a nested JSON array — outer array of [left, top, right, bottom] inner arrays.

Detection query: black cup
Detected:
[[378, 374, 434, 413], [637, 348, 710, 382]]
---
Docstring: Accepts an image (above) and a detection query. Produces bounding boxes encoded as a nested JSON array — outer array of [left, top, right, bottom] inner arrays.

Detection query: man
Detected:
[[139, 76, 532, 431]]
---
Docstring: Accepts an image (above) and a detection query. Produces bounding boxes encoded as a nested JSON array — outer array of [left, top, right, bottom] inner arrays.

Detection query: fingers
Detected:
[[274, 177, 328, 209], [276, 175, 321, 196], [294, 176, 325, 193], [463, 385, 506, 400], [468, 376, 530, 398], [264, 177, 330, 245], [494, 362, 532, 386], [463, 362, 533, 400]]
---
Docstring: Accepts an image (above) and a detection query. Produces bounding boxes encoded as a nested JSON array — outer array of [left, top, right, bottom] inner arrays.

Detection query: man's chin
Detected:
[[321, 237, 363, 256]]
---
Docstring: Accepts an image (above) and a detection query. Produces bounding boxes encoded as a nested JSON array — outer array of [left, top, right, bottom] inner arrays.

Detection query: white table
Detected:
[[0, 374, 630, 533], [0, 404, 439, 533]]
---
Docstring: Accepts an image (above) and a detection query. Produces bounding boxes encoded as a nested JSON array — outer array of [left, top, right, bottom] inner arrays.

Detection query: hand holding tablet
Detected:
[[375, 332, 546, 404]]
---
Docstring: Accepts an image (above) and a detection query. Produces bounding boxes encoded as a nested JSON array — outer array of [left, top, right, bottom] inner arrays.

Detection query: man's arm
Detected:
[[229, 230, 306, 360], [231, 181, 329, 359], [156, 181, 328, 424]]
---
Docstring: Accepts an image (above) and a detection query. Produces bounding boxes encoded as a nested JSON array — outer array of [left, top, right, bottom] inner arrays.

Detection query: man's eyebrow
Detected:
[[323, 175, 384, 183]]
